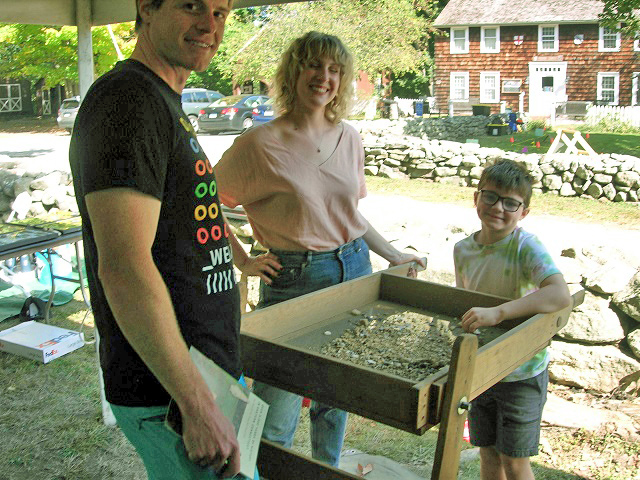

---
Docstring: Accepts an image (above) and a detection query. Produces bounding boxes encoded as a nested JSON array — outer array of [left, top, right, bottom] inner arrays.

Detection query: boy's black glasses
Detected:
[[479, 190, 523, 212]]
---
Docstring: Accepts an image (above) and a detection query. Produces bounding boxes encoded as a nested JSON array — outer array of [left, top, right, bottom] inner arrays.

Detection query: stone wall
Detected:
[[0, 168, 78, 221], [351, 119, 640, 204], [403, 115, 491, 140], [549, 250, 640, 393]]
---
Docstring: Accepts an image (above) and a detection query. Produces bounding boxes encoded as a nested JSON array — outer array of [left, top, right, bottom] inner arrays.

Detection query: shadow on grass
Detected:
[[0, 295, 146, 480]]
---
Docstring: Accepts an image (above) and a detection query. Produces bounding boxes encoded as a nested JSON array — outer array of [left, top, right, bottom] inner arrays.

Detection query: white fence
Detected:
[[585, 105, 640, 128]]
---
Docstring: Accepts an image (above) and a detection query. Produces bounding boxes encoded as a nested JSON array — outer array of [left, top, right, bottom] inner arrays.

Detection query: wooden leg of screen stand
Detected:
[[431, 334, 478, 480], [256, 439, 363, 480]]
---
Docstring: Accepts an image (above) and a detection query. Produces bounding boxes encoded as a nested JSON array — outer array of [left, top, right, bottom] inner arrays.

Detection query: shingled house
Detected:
[[432, 0, 640, 116]]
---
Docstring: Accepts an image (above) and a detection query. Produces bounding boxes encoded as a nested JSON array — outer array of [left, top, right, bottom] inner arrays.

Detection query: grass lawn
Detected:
[[474, 129, 640, 157]]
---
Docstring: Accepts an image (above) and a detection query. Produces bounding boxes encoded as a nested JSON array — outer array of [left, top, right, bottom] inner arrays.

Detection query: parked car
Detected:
[[181, 88, 223, 131], [251, 97, 276, 125], [197, 94, 270, 134], [56, 96, 81, 133]]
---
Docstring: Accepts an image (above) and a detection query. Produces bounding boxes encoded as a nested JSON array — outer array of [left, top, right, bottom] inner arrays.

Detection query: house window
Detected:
[[599, 25, 621, 52], [481, 26, 500, 53], [0, 83, 22, 113], [597, 72, 619, 105], [450, 72, 469, 101], [633, 73, 639, 106], [480, 72, 500, 103], [538, 25, 559, 52], [450, 27, 469, 54]]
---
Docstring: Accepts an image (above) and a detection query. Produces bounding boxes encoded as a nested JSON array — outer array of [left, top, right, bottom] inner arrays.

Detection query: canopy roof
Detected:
[[1, 0, 307, 26]]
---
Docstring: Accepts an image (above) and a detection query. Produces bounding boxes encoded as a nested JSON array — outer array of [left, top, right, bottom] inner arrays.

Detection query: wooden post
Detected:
[[431, 334, 478, 479]]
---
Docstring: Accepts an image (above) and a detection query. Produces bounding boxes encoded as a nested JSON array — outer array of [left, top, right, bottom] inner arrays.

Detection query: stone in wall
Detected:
[[559, 183, 576, 196], [586, 182, 603, 198], [585, 259, 638, 295], [615, 171, 640, 188], [603, 183, 617, 201], [614, 191, 628, 202], [575, 165, 594, 181], [557, 291, 625, 345], [0, 194, 12, 213], [364, 165, 379, 176], [543, 175, 562, 190], [548, 340, 640, 392], [628, 328, 640, 359], [13, 177, 33, 196], [30, 171, 63, 190], [612, 270, 640, 323]]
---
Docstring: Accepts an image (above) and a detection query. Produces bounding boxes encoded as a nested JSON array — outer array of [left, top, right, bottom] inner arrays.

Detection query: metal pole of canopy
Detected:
[[76, 0, 95, 100]]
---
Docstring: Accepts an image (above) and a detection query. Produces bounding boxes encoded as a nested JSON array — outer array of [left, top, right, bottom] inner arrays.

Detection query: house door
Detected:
[[528, 62, 567, 116]]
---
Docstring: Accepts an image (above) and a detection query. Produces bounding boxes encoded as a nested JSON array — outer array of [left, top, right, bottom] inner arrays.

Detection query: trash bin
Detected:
[[487, 124, 508, 136], [414, 101, 424, 117], [472, 104, 491, 116]]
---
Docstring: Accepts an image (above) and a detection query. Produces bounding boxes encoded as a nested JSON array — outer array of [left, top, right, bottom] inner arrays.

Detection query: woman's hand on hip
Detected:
[[237, 252, 282, 284]]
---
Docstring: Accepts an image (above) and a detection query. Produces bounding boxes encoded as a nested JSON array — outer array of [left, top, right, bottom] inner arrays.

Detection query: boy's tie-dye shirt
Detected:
[[454, 226, 561, 382]]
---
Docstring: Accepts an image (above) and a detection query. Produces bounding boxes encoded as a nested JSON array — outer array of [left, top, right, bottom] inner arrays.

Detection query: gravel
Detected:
[[316, 307, 506, 382]]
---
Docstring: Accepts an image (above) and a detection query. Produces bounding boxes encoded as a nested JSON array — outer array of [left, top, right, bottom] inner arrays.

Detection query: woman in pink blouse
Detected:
[[215, 31, 424, 468]]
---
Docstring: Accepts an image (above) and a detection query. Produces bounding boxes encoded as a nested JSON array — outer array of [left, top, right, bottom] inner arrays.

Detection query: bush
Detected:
[[588, 116, 640, 134], [526, 119, 549, 132]]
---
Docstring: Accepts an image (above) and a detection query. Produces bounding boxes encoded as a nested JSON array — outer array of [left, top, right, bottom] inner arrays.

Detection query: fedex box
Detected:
[[0, 321, 84, 363]]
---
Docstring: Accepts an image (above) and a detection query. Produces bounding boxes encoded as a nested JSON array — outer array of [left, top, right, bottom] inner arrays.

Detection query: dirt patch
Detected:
[[540, 384, 640, 478]]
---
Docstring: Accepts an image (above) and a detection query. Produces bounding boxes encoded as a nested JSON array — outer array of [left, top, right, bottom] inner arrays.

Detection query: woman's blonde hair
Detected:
[[273, 31, 354, 124]]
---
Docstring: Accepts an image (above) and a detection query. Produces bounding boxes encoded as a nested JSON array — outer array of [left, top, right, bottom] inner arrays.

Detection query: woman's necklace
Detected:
[[292, 121, 329, 153], [314, 128, 326, 153]]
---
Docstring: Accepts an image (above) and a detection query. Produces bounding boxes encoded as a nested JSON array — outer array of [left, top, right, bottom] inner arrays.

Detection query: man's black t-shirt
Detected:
[[70, 60, 242, 406]]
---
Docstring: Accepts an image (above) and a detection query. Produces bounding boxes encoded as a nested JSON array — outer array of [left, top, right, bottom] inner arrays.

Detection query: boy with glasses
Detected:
[[453, 159, 571, 480]]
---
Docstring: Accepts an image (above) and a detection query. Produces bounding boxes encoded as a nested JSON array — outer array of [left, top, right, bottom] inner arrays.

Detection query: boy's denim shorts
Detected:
[[468, 368, 548, 458]]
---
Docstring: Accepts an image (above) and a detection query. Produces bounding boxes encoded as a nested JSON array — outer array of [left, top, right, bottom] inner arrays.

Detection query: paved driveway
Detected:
[[0, 131, 240, 173]]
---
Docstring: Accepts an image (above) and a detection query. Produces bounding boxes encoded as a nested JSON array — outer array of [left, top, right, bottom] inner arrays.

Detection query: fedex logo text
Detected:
[[37, 332, 77, 349], [45, 350, 59, 357]]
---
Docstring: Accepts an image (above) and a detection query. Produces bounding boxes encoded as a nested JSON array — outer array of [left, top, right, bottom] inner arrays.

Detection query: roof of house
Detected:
[[434, 0, 606, 27]]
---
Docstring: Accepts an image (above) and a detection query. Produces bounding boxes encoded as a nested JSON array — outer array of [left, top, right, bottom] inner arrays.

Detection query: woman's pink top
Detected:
[[215, 122, 368, 251]]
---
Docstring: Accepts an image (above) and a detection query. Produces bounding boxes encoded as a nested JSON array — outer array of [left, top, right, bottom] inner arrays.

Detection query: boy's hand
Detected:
[[461, 306, 502, 332]]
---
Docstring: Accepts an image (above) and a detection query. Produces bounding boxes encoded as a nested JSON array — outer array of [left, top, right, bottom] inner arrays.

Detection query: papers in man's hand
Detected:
[[166, 347, 268, 479]]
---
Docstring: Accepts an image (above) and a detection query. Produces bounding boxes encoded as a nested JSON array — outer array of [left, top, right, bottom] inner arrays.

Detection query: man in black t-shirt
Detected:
[[69, 1, 243, 478]]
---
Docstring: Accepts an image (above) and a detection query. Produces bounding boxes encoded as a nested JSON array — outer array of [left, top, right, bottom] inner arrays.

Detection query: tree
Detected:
[[599, 0, 640, 34], [185, 10, 262, 94], [0, 23, 136, 88], [225, 0, 439, 93]]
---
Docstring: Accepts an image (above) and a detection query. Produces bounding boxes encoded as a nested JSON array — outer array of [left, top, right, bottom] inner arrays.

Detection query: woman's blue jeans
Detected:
[[252, 237, 372, 467]]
